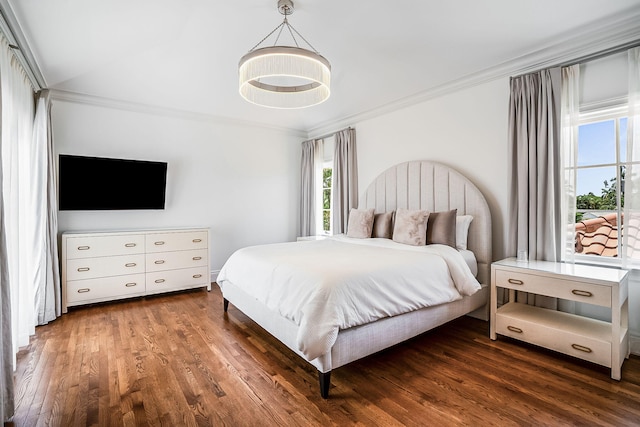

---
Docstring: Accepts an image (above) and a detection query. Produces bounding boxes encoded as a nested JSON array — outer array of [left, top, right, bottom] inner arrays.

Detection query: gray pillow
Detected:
[[427, 209, 457, 248], [346, 208, 375, 238], [392, 208, 429, 246], [372, 212, 394, 239]]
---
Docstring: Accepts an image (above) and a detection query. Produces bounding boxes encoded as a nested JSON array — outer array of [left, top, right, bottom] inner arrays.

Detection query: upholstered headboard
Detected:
[[359, 160, 492, 286]]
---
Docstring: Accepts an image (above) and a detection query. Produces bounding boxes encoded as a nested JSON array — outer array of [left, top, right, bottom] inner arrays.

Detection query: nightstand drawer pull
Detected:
[[571, 344, 592, 353], [154, 241, 165, 246], [507, 326, 523, 333], [571, 289, 593, 297], [155, 279, 165, 284], [193, 238, 202, 243], [77, 288, 90, 293], [154, 260, 165, 264], [77, 267, 90, 272], [124, 243, 137, 247], [193, 274, 202, 279], [508, 278, 524, 285], [77, 246, 90, 251], [125, 282, 137, 287], [125, 263, 137, 268], [192, 256, 202, 261]]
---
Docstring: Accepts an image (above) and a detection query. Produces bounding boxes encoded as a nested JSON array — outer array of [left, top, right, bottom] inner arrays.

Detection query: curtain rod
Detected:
[[513, 39, 640, 78], [310, 126, 354, 141]]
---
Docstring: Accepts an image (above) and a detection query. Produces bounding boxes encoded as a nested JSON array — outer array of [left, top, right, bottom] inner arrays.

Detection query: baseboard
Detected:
[[630, 333, 640, 356], [210, 269, 220, 284]]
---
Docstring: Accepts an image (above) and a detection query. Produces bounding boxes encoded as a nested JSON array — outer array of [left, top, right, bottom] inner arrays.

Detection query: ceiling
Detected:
[[4, 0, 640, 135]]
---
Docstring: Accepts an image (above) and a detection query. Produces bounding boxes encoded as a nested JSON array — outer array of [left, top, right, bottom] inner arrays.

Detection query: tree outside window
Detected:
[[322, 167, 332, 233]]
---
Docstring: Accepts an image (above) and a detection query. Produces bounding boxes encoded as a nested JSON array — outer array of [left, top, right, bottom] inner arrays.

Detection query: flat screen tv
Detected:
[[58, 154, 168, 211]]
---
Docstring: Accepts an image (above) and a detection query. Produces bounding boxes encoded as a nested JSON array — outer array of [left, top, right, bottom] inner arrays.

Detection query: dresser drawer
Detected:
[[494, 269, 611, 307], [66, 254, 145, 280], [145, 266, 209, 295], [66, 234, 145, 259], [496, 303, 612, 367], [67, 274, 145, 304], [145, 249, 208, 273], [145, 230, 208, 253]]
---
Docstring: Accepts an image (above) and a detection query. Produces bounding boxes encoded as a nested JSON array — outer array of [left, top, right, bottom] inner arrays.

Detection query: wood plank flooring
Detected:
[[11, 285, 640, 426]]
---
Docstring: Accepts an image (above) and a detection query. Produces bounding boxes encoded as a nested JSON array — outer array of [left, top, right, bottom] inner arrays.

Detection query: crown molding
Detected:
[[49, 89, 308, 138], [307, 7, 640, 138]]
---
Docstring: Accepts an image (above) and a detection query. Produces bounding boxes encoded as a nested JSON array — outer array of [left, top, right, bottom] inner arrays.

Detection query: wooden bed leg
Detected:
[[319, 371, 331, 399], [223, 298, 229, 313]]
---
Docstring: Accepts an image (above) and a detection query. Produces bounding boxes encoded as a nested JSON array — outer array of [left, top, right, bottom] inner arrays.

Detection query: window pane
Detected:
[[578, 120, 615, 166], [323, 168, 332, 188], [576, 166, 617, 202], [323, 189, 331, 209], [323, 210, 330, 231]]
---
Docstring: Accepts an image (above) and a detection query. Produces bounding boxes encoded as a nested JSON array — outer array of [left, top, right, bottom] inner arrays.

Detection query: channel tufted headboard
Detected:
[[359, 160, 492, 286]]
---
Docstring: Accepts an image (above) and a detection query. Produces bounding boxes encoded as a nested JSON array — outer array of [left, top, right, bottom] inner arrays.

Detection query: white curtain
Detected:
[[332, 128, 357, 234], [623, 47, 640, 267], [299, 139, 323, 236], [560, 64, 580, 265]]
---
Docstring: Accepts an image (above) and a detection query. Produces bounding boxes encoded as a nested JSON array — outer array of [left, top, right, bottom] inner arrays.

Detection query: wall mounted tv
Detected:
[[58, 154, 168, 211]]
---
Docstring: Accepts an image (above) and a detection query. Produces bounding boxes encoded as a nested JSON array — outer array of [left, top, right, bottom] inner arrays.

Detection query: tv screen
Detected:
[[58, 155, 168, 211]]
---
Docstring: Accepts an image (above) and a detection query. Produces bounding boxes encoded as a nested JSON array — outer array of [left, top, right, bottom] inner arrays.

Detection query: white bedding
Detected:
[[217, 235, 481, 361]]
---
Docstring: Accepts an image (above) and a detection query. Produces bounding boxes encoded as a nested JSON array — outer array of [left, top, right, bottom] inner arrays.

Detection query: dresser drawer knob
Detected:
[[192, 256, 202, 261], [77, 246, 90, 251], [155, 279, 165, 284], [154, 241, 165, 246], [571, 289, 593, 297], [193, 239, 202, 243], [124, 243, 137, 248], [508, 278, 524, 285], [125, 282, 138, 287], [193, 274, 202, 279], [507, 326, 523, 334], [77, 267, 90, 272], [154, 260, 165, 264], [77, 288, 90, 293], [571, 344, 593, 353], [125, 263, 137, 268]]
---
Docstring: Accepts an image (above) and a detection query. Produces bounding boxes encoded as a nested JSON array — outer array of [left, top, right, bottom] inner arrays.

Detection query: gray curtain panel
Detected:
[[299, 139, 321, 237], [507, 68, 562, 308], [332, 128, 358, 234]]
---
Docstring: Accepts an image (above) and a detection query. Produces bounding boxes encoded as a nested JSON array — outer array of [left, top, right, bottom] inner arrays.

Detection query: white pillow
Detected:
[[456, 215, 473, 250]]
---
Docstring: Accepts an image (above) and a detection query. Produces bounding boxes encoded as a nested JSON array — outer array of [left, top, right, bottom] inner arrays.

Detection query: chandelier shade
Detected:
[[238, 0, 331, 109]]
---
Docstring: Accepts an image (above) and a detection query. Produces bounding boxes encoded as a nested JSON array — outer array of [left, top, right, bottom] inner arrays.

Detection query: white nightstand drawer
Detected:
[[146, 231, 208, 253], [66, 234, 145, 259], [496, 303, 612, 367], [67, 274, 146, 304], [67, 254, 145, 280], [145, 249, 208, 273], [145, 266, 209, 295], [494, 269, 611, 307]]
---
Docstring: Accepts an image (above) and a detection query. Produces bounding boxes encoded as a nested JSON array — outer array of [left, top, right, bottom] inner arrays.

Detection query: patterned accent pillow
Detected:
[[346, 208, 375, 238], [372, 211, 394, 239], [392, 208, 429, 246], [427, 209, 457, 248]]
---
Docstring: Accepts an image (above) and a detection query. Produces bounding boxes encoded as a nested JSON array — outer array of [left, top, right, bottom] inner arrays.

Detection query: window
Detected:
[[322, 165, 332, 234], [572, 107, 629, 261]]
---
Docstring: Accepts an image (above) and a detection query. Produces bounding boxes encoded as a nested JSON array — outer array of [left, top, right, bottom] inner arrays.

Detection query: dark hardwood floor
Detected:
[[11, 285, 640, 426]]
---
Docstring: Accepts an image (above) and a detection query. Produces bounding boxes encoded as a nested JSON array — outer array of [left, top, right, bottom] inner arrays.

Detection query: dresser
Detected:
[[62, 228, 210, 312], [490, 258, 629, 380]]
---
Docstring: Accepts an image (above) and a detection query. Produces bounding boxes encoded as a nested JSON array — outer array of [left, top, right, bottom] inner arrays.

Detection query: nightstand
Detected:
[[490, 258, 629, 380]]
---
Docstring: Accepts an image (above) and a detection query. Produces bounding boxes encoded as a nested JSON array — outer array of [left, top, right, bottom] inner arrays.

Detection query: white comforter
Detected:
[[216, 235, 481, 361]]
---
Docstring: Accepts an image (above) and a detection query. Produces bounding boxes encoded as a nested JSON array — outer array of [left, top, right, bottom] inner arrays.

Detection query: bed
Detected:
[[217, 160, 492, 398]]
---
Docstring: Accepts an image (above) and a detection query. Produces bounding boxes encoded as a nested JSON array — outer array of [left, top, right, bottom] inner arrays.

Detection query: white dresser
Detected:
[[490, 258, 629, 380], [62, 228, 210, 312]]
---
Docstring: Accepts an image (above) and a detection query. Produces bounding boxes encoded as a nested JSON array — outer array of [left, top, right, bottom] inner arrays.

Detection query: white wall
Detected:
[[52, 99, 301, 276], [354, 77, 511, 261]]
